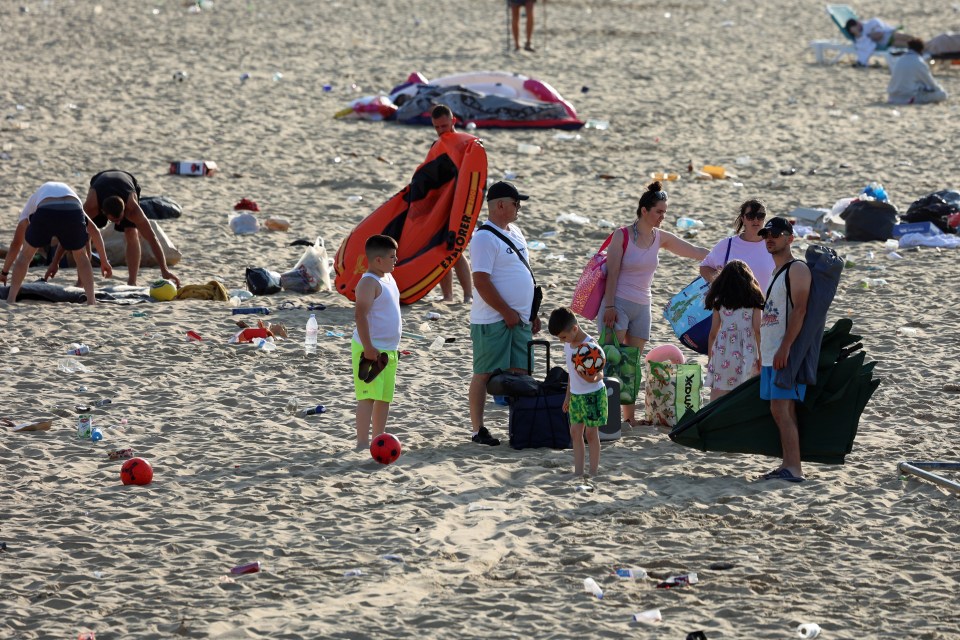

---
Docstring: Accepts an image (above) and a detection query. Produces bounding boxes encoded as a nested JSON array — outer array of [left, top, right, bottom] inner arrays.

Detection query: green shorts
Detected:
[[352, 339, 398, 403], [470, 320, 533, 374], [569, 387, 607, 428]]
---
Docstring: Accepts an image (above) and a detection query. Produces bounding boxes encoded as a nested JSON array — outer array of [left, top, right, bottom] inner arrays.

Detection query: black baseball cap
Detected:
[[486, 181, 529, 202], [758, 216, 794, 237]]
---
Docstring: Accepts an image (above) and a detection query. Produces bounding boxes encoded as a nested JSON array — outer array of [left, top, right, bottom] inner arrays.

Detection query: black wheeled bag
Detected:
[[504, 340, 571, 450]]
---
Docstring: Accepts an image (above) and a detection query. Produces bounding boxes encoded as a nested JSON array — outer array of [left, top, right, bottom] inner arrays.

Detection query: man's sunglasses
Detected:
[[761, 231, 784, 239], [514, 200, 523, 210]]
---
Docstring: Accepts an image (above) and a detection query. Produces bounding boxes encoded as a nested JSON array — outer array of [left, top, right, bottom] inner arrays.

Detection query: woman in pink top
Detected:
[[698, 199, 775, 294], [602, 181, 709, 425]]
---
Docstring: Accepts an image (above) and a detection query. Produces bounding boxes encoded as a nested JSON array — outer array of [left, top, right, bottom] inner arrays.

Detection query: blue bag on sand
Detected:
[[663, 238, 732, 354], [663, 277, 712, 354]]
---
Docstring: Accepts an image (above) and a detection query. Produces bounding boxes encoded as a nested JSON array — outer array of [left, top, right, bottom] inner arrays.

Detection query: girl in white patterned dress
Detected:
[[704, 260, 765, 402]]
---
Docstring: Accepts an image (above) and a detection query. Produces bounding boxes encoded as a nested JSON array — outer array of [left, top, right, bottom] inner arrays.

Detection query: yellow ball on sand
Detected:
[[149, 279, 177, 301]]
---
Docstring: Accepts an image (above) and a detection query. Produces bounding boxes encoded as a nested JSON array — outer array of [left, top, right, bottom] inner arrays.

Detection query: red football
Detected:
[[120, 457, 154, 485], [370, 433, 402, 465]]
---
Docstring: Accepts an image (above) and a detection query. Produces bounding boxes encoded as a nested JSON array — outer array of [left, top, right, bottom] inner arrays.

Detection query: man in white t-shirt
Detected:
[[468, 181, 541, 445], [2, 182, 112, 305]]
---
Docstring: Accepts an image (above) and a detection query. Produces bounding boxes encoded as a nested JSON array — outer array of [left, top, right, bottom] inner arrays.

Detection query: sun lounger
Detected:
[[810, 4, 897, 66]]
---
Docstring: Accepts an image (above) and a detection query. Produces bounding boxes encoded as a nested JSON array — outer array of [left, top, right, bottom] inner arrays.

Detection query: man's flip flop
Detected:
[[358, 352, 389, 383], [760, 468, 805, 483]]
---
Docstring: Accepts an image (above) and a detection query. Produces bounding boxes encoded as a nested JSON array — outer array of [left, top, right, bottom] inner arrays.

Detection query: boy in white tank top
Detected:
[[352, 235, 403, 449]]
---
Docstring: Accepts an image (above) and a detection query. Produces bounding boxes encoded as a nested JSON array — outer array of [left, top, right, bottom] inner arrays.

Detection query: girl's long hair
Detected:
[[704, 260, 765, 311]]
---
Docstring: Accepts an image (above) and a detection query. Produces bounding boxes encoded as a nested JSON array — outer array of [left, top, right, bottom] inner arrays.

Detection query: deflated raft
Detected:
[[669, 319, 880, 465], [334, 131, 487, 304]]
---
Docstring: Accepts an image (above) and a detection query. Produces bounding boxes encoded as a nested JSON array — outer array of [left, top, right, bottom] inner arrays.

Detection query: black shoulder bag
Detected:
[[478, 224, 543, 321]]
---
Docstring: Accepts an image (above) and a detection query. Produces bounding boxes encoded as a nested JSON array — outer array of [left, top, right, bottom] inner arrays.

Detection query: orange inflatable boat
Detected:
[[334, 132, 487, 304]]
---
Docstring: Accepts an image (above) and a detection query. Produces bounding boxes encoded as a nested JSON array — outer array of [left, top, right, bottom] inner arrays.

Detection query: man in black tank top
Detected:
[[50, 170, 180, 286]]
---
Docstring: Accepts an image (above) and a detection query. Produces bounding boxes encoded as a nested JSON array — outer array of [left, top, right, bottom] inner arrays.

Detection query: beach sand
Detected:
[[2, 1, 959, 638]]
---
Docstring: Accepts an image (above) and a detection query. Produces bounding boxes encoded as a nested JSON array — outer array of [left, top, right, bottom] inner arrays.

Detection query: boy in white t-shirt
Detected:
[[352, 235, 402, 449], [549, 307, 607, 477]]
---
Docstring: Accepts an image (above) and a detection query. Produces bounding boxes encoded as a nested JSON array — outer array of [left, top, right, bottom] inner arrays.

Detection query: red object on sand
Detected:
[[236, 327, 271, 343], [370, 433, 402, 465], [233, 198, 260, 212], [120, 457, 154, 486], [231, 561, 261, 575], [186, 331, 203, 342]]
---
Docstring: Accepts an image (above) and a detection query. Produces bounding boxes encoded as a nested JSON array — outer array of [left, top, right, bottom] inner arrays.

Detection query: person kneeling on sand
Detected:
[[2, 182, 112, 305], [887, 39, 948, 105]]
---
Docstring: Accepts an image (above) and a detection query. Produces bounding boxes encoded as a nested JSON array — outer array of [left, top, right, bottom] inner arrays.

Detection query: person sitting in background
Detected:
[[888, 39, 948, 105], [845, 17, 917, 66]]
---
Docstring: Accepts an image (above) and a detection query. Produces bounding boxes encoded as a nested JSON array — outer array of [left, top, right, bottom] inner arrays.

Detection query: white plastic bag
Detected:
[[229, 212, 260, 235], [281, 237, 331, 293]]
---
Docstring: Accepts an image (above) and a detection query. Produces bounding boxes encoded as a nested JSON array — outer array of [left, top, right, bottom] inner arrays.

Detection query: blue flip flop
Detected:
[[761, 468, 805, 483]]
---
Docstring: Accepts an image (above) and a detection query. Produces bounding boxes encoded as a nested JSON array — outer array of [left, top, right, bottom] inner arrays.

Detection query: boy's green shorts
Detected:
[[569, 387, 607, 428], [352, 339, 398, 402]]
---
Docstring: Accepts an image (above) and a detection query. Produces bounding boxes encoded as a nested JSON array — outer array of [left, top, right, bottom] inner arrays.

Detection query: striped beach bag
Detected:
[[571, 227, 627, 320]]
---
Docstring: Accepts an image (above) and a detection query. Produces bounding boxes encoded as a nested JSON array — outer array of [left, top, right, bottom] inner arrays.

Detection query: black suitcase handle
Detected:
[[527, 339, 551, 375]]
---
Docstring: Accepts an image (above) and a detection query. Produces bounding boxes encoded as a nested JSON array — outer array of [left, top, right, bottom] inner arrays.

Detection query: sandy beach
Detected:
[[2, 1, 959, 638]]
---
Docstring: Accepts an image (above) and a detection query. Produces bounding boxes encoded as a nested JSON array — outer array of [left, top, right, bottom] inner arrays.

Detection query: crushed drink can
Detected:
[[77, 414, 92, 439]]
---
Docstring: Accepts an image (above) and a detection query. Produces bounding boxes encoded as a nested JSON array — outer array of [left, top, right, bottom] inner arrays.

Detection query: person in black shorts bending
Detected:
[[48, 170, 180, 286], [3, 182, 112, 305]]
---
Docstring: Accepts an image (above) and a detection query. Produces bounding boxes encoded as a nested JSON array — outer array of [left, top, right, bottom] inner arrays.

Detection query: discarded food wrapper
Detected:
[[6, 419, 53, 432], [230, 561, 261, 575], [264, 217, 290, 231], [632, 608, 662, 623], [169, 160, 218, 177], [108, 448, 135, 461]]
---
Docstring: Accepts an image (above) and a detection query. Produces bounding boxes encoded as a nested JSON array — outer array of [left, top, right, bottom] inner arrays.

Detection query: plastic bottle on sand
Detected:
[[305, 314, 318, 355], [583, 577, 604, 598]]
